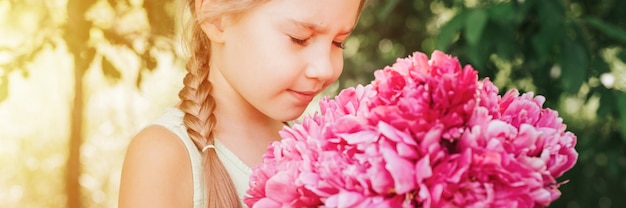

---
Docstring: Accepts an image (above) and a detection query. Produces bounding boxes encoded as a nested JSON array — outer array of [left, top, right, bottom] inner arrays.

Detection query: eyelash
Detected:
[[333, 41, 345, 49], [290, 37, 345, 49], [290, 37, 308, 46]]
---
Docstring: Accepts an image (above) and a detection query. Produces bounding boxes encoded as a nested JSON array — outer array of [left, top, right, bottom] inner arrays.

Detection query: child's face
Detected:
[[212, 0, 362, 121]]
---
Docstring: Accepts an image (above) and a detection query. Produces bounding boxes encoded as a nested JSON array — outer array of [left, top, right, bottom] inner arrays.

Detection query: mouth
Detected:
[[287, 89, 319, 103]]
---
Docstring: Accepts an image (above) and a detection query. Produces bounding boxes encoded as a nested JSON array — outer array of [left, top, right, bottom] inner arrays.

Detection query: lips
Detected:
[[288, 89, 319, 103]]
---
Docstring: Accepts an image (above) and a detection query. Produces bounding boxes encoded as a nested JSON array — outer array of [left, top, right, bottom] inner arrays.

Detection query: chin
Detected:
[[274, 108, 307, 122]]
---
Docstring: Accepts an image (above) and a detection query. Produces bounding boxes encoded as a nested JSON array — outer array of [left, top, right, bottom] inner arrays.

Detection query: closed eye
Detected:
[[290, 37, 308, 46], [291, 36, 344, 49]]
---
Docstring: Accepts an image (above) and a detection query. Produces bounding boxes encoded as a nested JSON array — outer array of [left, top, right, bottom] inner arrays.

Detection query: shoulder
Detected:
[[122, 125, 191, 166], [118, 125, 194, 208], [126, 125, 188, 162]]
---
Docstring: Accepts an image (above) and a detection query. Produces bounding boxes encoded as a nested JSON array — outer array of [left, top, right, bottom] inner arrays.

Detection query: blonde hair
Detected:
[[179, 0, 366, 207], [179, 0, 268, 207]]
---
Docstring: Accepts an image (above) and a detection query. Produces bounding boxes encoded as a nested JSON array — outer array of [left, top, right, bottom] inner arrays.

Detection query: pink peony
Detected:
[[245, 51, 578, 208]]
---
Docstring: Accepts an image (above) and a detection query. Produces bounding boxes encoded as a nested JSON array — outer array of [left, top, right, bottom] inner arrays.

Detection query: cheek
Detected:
[[331, 52, 345, 80], [224, 36, 282, 77]]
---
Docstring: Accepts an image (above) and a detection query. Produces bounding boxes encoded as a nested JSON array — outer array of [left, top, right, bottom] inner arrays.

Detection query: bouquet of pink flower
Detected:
[[244, 51, 578, 208]]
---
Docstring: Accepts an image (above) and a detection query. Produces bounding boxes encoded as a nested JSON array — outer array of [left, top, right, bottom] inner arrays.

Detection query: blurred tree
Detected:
[[0, 0, 55, 102], [67, 0, 178, 206], [1, 0, 178, 207], [64, 1, 95, 207]]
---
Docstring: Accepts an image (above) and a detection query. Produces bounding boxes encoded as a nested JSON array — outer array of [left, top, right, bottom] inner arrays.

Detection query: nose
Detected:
[[304, 45, 339, 82]]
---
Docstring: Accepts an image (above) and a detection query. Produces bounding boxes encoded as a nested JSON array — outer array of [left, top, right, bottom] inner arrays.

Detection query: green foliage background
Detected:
[[0, 0, 624, 207]]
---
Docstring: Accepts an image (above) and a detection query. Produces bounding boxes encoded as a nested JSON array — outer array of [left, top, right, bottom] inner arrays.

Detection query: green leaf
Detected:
[[616, 92, 626, 143], [560, 37, 587, 93], [441, 0, 454, 8], [487, 3, 515, 26], [377, 0, 401, 21], [492, 26, 515, 60], [464, 9, 488, 46], [584, 17, 626, 44], [466, 44, 487, 71], [617, 50, 626, 63], [598, 88, 615, 118], [590, 56, 611, 75], [436, 11, 468, 50], [0, 76, 8, 103]]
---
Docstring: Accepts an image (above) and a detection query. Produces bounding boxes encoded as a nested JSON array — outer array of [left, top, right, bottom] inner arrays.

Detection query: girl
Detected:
[[119, 0, 365, 207]]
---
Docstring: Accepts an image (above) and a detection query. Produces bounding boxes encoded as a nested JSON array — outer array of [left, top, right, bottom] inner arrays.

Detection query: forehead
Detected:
[[243, 0, 362, 30]]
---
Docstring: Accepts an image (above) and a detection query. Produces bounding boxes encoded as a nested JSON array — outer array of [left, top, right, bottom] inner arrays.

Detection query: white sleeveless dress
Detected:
[[152, 107, 253, 208]]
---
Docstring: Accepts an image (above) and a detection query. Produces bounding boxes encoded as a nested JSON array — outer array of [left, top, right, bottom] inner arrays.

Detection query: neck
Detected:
[[207, 66, 284, 167], [213, 96, 284, 144]]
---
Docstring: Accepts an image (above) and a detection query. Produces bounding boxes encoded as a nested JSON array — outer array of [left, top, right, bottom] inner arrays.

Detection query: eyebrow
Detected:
[[288, 18, 353, 36]]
